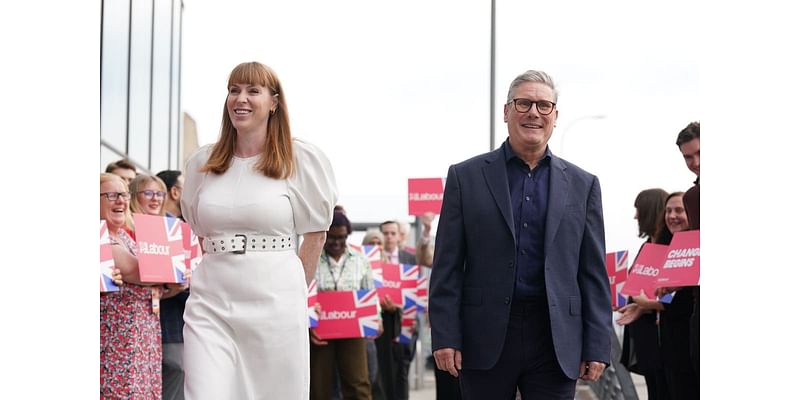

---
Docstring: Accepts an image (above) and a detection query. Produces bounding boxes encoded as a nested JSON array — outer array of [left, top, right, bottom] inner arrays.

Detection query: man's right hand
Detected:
[[433, 347, 462, 377]]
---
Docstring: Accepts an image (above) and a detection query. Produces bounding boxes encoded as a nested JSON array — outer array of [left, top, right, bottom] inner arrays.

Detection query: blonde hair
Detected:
[[202, 61, 295, 179], [129, 174, 167, 216], [100, 173, 134, 231]]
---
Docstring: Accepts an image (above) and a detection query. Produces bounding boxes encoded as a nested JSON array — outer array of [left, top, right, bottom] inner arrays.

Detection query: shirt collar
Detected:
[[502, 138, 552, 166]]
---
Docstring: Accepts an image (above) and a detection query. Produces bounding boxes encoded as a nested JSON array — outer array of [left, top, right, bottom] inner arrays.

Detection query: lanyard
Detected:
[[324, 252, 350, 291]]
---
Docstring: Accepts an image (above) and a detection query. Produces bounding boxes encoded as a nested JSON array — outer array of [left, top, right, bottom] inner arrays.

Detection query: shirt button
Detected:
[[523, 222, 528, 228], [521, 250, 527, 255], [525, 196, 530, 201], [527, 173, 532, 178], [504, 297, 510, 305]]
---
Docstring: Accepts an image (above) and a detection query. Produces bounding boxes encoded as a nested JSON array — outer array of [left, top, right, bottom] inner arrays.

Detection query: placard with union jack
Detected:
[[314, 289, 381, 340], [133, 214, 186, 283], [606, 250, 629, 308], [181, 222, 202, 272], [100, 220, 119, 292], [308, 279, 319, 328], [371, 262, 420, 308]]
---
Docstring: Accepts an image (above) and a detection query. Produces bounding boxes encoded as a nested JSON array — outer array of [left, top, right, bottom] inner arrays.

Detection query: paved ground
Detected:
[[408, 366, 648, 400]]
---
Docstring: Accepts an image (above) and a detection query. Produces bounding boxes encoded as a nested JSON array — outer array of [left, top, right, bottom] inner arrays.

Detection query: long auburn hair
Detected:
[[201, 62, 294, 179]]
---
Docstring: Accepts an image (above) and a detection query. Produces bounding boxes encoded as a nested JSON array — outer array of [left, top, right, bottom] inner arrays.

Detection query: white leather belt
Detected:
[[203, 234, 294, 254]]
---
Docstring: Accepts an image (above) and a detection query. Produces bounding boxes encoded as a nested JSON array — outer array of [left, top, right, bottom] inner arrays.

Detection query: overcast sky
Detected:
[[181, 0, 700, 256]]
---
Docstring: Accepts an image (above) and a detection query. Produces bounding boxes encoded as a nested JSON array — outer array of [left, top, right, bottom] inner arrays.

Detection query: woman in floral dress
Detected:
[[100, 172, 162, 399]]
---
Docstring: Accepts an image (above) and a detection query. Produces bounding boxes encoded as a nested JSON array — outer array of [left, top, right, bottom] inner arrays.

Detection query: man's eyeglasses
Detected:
[[138, 190, 167, 199], [100, 192, 131, 201], [508, 98, 556, 115]]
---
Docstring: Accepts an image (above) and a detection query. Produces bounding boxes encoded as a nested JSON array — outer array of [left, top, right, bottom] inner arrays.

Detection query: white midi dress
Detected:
[[180, 138, 338, 400]]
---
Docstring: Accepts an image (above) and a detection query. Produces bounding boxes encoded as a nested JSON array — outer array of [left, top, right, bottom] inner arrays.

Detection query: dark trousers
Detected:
[[310, 338, 372, 400], [460, 298, 575, 400], [434, 366, 461, 400], [375, 310, 416, 400]]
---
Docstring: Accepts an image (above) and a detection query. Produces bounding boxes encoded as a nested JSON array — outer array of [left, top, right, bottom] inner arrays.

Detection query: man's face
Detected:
[[380, 223, 399, 252], [112, 168, 136, 185], [504, 81, 558, 153], [679, 138, 700, 176], [324, 225, 349, 259]]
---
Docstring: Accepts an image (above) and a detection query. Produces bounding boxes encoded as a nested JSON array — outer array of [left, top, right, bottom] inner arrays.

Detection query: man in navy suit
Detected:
[[429, 70, 613, 399]]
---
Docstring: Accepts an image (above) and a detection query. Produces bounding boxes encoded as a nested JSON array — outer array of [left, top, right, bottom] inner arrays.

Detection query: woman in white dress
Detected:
[[180, 61, 338, 400]]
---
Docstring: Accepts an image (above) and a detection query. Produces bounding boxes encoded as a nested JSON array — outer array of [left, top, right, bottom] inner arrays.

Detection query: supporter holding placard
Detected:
[[310, 212, 376, 400], [616, 188, 670, 400], [99, 173, 161, 399]]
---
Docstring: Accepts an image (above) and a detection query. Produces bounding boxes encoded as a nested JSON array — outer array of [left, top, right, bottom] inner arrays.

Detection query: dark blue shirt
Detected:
[[503, 140, 551, 299]]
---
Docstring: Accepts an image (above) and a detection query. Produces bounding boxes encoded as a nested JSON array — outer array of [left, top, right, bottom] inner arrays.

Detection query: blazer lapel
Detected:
[[482, 149, 516, 244], [545, 155, 569, 251]]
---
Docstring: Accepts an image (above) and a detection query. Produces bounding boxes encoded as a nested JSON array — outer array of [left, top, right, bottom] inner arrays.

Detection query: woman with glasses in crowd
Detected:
[[130, 174, 168, 217], [180, 61, 338, 399], [100, 173, 162, 399]]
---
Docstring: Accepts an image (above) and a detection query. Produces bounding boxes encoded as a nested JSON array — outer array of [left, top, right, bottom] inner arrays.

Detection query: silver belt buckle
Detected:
[[232, 234, 247, 254]]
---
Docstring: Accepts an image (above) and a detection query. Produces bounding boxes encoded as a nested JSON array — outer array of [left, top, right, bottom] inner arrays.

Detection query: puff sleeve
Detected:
[[180, 144, 213, 237], [288, 138, 339, 235]]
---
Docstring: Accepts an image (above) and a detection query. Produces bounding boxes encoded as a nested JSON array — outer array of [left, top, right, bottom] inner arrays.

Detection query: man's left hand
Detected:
[[579, 361, 605, 382]]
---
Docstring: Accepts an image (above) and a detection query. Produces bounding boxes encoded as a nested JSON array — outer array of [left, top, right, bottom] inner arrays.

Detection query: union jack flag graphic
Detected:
[[349, 243, 363, 253], [606, 250, 629, 308], [133, 213, 186, 283], [308, 279, 319, 328], [100, 220, 119, 292], [181, 222, 202, 272], [314, 289, 381, 339], [398, 299, 417, 344], [416, 275, 429, 312], [370, 261, 384, 289], [373, 263, 420, 309], [361, 245, 383, 262]]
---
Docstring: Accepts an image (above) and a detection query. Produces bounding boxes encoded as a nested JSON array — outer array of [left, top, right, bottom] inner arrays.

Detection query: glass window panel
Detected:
[[127, 0, 154, 167], [150, 0, 173, 173], [100, 0, 131, 153]]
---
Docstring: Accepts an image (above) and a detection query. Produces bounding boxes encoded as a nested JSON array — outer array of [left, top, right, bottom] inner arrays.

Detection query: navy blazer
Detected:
[[429, 145, 612, 379]]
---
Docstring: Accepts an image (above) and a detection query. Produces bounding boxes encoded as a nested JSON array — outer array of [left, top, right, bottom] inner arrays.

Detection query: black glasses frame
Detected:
[[100, 192, 131, 201], [509, 98, 557, 115]]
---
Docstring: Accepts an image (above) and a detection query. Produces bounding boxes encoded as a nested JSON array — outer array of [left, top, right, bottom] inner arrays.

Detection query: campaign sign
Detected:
[[620, 243, 668, 300], [314, 289, 381, 340], [408, 178, 445, 216], [657, 230, 700, 287], [371, 262, 420, 307], [606, 250, 629, 308], [133, 214, 186, 283], [308, 279, 319, 328], [181, 222, 202, 272], [100, 220, 119, 292]]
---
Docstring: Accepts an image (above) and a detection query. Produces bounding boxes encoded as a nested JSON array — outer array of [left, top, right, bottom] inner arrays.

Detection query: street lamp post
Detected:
[[558, 114, 607, 156]]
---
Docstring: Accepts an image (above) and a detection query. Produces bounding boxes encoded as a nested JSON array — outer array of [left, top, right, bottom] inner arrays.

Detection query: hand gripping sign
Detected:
[[133, 214, 186, 283]]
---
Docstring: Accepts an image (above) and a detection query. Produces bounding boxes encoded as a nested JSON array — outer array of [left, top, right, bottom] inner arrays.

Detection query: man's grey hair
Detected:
[[506, 70, 558, 104]]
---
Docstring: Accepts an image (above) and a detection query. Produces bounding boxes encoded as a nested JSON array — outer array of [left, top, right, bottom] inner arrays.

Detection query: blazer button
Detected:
[[504, 297, 510, 305]]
